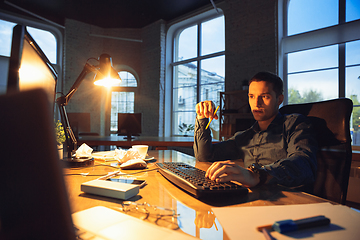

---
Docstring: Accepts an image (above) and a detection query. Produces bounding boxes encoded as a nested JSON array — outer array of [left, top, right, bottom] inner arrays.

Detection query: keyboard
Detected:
[[156, 162, 248, 199]]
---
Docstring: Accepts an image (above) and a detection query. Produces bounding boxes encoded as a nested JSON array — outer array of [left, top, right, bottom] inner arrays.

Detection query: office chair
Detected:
[[279, 98, 353, 204], [0, 89, 76, 239]]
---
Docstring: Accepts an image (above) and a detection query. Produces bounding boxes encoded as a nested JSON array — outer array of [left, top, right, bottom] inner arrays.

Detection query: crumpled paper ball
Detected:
[[114, 148, 142, 164], [75, 143, 93, 158]]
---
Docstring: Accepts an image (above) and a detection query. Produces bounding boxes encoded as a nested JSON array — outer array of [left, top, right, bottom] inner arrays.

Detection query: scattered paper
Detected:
[[75, 143, 93, 158], [114, 148, 142, 164], [212, 203, 360, 240]]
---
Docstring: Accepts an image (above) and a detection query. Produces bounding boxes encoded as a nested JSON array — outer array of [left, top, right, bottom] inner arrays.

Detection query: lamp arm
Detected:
[[57, 102, 77, 158], [63, 62, 97, 106], [56, 61, 97, 159]]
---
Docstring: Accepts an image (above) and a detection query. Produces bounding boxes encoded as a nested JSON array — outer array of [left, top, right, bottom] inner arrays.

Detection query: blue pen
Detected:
[[257, 215, 330, 234]]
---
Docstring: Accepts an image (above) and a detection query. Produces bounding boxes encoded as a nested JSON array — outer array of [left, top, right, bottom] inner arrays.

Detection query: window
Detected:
[[0, 19, 57, 63], [110, 71, 137, 132], [288, 45, 339, 103], [346, 40, 360, 146], [0, 19, 16, 57], [0, 14, 62, 94], [169, 10, 225, 136], [280, 0, 360, 146]]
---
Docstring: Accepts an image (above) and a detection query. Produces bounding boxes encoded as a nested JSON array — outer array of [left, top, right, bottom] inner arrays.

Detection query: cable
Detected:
[[63, 167, 159, 177]]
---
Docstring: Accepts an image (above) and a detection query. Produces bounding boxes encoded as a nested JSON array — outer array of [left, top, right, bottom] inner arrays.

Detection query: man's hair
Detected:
[[249, 71, 284, 97]]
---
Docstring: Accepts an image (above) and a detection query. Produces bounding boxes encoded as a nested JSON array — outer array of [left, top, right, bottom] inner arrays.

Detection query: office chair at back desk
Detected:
[[279, 98, 353, 205]]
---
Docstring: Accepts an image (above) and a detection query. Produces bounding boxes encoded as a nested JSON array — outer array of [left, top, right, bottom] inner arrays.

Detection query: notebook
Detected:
[[0, 89, 196, 240], [72, 206, 196, 240]]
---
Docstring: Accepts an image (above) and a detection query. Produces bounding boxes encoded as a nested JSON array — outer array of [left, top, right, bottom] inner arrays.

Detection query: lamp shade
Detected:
[[93, 54, 121, 87]]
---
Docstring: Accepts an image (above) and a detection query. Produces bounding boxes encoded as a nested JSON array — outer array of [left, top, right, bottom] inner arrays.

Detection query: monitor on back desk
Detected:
[[117, 113, 142, 139]]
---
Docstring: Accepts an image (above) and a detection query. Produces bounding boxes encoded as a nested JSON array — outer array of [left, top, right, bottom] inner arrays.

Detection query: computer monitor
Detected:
[[7, 24, 57, 109], [117, 113, 142, 140]]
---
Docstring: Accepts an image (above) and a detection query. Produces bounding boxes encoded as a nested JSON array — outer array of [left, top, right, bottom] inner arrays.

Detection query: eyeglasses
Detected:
[[118, 201, 180, 230]]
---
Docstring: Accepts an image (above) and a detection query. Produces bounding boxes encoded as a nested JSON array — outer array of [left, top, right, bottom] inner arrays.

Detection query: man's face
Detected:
[[248, 80, 283, 124]]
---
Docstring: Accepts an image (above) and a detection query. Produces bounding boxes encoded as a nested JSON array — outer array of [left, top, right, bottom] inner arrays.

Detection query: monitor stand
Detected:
[[61, 156, 94, 167], [123, 134, 135, 140]]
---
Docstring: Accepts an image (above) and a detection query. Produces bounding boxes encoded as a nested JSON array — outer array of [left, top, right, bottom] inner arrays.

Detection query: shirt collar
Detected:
[[251, 112, 283, 132]]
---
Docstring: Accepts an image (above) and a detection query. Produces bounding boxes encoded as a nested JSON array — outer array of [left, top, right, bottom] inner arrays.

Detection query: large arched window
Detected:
[[110, 71, 138, 132], [279, 0, 360, 146], [166, 9, 225, 136]]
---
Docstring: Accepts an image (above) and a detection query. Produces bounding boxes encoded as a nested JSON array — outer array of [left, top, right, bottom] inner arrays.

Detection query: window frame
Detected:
[[0, 11, 63, 89], [109, 70, 139, 134], [165, 8, 225, 137], [278, 0, 360, 150], [278, 0, 360, 103]]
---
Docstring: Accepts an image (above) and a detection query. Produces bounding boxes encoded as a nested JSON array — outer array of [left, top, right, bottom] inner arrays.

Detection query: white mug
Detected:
[[132, 145, 149, 159]]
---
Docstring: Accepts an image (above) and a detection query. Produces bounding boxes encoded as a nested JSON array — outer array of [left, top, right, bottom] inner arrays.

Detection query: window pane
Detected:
[[288, 0, 338, 36], [27, 27, 57, 63], [200, 56, 225, 103], [345, 66, 360, 97], [346, 0, 360, 22], [346, 40, 360, 66], [173, 111, 197, 136], [201, 16, 225, 56], [173, 62, 197, 135], [0, 20, 57, 63], [200, 56, 224, 131], [346, 66, 360, 146], [288, 69, 338, 104], [0, 19, 16, 56], [116, 71, 137, 87], [173, 62, 197, 111], [110, 92, 134, 131], [177, 25, 197, 61], [288, 45, 338, 73]]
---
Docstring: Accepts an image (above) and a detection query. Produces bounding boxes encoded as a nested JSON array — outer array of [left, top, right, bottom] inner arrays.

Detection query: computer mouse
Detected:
[[120, 159, 147, 170]]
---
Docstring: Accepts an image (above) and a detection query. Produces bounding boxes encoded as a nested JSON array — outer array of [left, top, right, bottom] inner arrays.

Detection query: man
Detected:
[[194, 72, 318, 188]]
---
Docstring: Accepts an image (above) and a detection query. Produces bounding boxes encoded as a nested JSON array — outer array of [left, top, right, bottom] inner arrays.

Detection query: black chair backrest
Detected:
[[279, 98, 353, 204]]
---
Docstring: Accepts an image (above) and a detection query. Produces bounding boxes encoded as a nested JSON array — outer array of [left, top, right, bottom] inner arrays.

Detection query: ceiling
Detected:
[[1, 0, 217, 28]]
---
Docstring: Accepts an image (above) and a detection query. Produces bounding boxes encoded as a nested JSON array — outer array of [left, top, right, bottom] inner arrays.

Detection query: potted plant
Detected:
[[178, 123, 194, 136], [55, 120, 66, 159]]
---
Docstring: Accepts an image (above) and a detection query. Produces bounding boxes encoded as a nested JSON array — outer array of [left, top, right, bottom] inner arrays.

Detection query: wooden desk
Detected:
[[63, 150, 330, 240], [78, 136, 196, 148]]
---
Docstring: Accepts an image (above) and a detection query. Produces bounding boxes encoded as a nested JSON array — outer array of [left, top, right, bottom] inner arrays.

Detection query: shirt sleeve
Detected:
[[265, 114, 318, 187], [193, 118, 242, 162]]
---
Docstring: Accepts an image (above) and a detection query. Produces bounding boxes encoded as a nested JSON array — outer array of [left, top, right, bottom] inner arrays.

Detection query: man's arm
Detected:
[[193, 117, 213, 162], [193, 100, 218, 162], [193, 114, 243, 162]]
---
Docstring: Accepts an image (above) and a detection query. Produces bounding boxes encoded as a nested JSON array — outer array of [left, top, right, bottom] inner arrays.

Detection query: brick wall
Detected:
[[64, 19, 163, 136], [63, 0, 278, 136], [223, 0, 277, 91]]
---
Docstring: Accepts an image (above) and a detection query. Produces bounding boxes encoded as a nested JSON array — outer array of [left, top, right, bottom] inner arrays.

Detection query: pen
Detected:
[[257, 215, 330, 234], [205, 105, 219, 130]]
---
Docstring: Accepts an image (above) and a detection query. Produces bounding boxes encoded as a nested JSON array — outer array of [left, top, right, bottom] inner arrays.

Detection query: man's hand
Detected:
[[196, 101, 218, 120], [205, 160, 260, 187]]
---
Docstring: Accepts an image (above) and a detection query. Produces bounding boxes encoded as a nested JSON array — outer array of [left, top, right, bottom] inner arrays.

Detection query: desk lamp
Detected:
[[56, 54, 121, 165]]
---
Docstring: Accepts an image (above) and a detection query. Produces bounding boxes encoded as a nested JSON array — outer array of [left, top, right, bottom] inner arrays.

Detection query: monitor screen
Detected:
[[117, 113, 142, 139], [7, 25, 57, 108]]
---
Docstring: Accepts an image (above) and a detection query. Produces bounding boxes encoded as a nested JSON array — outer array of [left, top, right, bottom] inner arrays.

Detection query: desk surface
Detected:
[[64, 150, 330, 239], [78, 135, 196, 147]]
